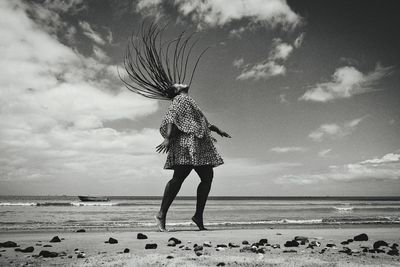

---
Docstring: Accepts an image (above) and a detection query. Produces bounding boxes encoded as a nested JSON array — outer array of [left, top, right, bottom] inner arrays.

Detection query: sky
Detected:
[[0, 0, 399, 196]]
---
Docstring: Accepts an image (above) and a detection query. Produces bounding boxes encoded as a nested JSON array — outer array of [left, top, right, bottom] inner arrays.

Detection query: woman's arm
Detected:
[[209, 124, 231, 138], [156, 123, 178, 153]]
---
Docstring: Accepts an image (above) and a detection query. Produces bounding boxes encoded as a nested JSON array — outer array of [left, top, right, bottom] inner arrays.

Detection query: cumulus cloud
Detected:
[[233, 58, 244, 68], [300, 64, 393, 102], [236, 36, 302, 81], [79, 21, 107, 45], [0, 1, 160, 191], [318, 148, 332, 158], [270, 147, 306, 153], [276, 152, 400, 184], [309, 117, 365, 142], [136, 0, 301, 30]]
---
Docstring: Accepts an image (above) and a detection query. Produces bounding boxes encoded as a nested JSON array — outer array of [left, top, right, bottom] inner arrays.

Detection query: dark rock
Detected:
[[341, 241, 349, 245], [123, 248, 130, 253], [108, 237, 118, 244], [258, 239, 268, 246], [77, 252, 85, 258], [228, 242, 240, 248], [195, 251, 203, 256], [319, 248, 327, 254], [43, 245, 52, 248], [49, 236, 61, 243], [203, 241, 212, 247], [283, 249, 297, 253], [326, 243, 336, 248], [284, 240, 299, 247], [347, 239, 354, 243], [276, 233, 282, 235], [217, 263, 226, 267], [250, 243, 259, 248], [216, 244, 228, 248], [373, 240, 389, 250], [240, 245, 256, 253], [166, 255, 174, 259], [271, 244, 280, 249], [184, 246, 191, 250], [339, 247, 352, 255], [15, 246, 34, 253], [300, 240, 306, 245], [257, 248, 266, 254], [35, 243, 42, 246], [194, 245, 203, 252], [68, 255, 73, 258], [353, 233, 368, 241], [145, 243, 157, 249], [0, 241, 18, 248], [76, 229, 86, 233], [39, 250, 58, 258], [179, 245, 184, 249], [137, 233, 148, 240], [167, 240, 176, 247], [168, 237, 181, 245], [294, 236, 309, 243], [242, 240, 249, 245], [388, 249, 399, 256]]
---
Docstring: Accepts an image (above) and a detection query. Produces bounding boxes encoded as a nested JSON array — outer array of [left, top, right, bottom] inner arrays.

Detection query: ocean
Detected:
[[0, 196, 399, 232]]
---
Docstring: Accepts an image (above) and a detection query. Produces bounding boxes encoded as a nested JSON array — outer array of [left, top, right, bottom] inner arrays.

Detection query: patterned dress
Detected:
[[160, 94, 224, 170]]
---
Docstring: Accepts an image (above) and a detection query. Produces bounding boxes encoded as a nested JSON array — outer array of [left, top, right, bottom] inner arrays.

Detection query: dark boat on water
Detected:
[[78, 196, 110, 202]]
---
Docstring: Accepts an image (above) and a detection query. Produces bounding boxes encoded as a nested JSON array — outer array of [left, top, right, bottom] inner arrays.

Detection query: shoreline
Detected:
[[1, 226, 399, 266], [1, 222, 400, 234]]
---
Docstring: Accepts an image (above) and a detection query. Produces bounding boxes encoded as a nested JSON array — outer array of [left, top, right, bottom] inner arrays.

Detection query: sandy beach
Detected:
[[1, 226, 399, 266]]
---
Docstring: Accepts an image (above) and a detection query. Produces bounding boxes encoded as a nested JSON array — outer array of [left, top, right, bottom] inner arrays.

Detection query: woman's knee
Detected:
[[195, 166, 214, 183]]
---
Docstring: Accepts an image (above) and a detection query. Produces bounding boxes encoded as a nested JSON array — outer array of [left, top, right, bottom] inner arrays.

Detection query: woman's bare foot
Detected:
[[155, 215, 168, 232], [192, 215, 208, 231]]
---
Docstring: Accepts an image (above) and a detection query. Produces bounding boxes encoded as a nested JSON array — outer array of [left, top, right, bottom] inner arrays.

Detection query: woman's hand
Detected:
[[156, 138, 170, 153], [218, 130, 231, 138]]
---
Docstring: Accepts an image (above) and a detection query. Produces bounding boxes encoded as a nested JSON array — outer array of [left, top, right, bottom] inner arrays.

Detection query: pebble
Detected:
[[108, 237, 118, 244], [373, 240, 389, 250], [258, 239, 268, 246], [216, 244, 228, 248], [194, 245, 203, 252], [166, 255, 174, 259], [39, 250, 58, 258], [203, 241, 212, 247], [271, 244, 280, 249], [123, 248, 130, 253], [49, 236, 61, 243], [283, 249, 297, 253], [217, 263, 226, 266], [76, 229, 86, 233], [15, 246, 34, 253], [137, 233, 148, 240], [294, 236, 309, 243], [77, 252, 85, 258], [354, 233, 368, 241], [326, 243, 336, 248], [229, 242, 240, 248], [284, 240, 299, 247], [43, 245, 52, 248], [167, 240, 177, 247], [145, 243, 157, 249], [0, 241, 18, 248], [195, 251, 203, 256], [216, 247, 225, 252], [242, 240, 249, 245]]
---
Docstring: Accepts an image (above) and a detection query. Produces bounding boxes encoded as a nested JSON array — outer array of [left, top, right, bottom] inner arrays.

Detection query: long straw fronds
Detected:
[[119, 22, 209, 100]]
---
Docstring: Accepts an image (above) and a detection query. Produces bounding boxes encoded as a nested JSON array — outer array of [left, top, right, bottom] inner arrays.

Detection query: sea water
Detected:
[[0, 196, 399, 232]]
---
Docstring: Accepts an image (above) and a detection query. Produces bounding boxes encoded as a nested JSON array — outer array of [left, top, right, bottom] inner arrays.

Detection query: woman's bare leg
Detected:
[[192, 165, 214, 230], [156, 165, 192, 231]]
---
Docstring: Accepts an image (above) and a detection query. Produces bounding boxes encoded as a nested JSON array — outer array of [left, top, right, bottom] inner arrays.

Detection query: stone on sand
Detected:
[[137, 233, 148, 240], [15, 246, 34, 253], [39, 250, 59, 258], [354, 233, 368, 241], [0, 241, 18, 248], [49, 236, 61, 243], [145, 243, 157, 249]]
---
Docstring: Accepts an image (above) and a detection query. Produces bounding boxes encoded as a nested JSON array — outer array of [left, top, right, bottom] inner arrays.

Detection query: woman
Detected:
[[120, 23, 231, 232]]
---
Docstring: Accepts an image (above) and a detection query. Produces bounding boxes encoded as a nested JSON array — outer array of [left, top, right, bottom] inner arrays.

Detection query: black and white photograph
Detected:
[[0, 0, 399, 266]]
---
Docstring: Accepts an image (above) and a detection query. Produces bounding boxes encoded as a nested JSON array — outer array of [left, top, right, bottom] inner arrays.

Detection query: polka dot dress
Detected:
[[160, 94, 224, 170]]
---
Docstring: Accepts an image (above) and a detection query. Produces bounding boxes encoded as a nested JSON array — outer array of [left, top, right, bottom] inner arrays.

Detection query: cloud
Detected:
[[236, 35, 302, 81], [0, 1, 160, 190], [136, 0, 301, 30], [79, 21, 107, 45], [293, 32, 305, 48], [300, 64, 393, 102], [233, 58, 244, 68], [278, 93, 288, 104], [270, 147, 306, 153], [309, 117, 365, 142], [237, 61, 286, 80], [318, 148, 332, 158], [276, 152, 400, 184]]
